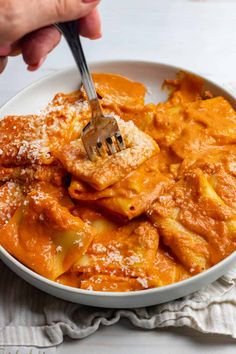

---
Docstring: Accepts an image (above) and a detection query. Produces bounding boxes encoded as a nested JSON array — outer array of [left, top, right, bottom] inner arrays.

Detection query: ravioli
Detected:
[[58, 116, 159, 190], [0, 183, 95, 280], [0, 72, 235, 292]]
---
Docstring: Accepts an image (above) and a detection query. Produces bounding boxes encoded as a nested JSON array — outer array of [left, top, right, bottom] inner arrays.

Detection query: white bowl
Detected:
[[0, 60, 236, 308]]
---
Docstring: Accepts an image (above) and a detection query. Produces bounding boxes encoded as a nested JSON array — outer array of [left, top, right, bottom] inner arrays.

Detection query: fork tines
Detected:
[[82, 118, 126, 161]]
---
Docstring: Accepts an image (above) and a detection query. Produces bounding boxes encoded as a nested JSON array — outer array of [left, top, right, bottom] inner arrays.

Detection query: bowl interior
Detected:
[[1, 60, 235, 117], [0, 60, 236, 308]]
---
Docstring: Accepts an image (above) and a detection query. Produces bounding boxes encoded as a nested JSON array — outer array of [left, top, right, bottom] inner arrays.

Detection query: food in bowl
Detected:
[[0, 72, 236, 292]]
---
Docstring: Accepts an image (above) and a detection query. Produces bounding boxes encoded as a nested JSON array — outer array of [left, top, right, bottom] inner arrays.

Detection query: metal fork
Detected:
[[55, 21, 125, 161]]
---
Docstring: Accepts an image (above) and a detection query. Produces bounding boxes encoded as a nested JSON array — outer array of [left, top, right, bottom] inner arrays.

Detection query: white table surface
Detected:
[[0, 0, 236, 352]]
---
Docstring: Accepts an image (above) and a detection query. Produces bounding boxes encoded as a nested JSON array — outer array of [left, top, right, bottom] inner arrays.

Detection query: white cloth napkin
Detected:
[[0, 259, 236, 354]]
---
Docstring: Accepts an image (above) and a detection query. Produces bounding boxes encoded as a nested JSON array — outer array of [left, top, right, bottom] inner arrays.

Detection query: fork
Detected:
[[55, 21, 125, 161]]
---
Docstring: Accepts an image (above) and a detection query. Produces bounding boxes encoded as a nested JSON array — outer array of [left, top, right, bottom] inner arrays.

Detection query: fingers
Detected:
[[0, 0, 100, 44], [0, 42, 20, 73], [27, 56, 47, 72], [0, 57, 8, 73], [79, 8, 102, 39], [21, 26, 61, 69], [21, 8, 101, 71], [0, 0, 101, 73]]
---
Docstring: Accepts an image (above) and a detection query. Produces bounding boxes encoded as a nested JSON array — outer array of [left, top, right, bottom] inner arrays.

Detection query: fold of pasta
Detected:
[[49, 90, 83, 106], [91, 73, 146, 111], [56, 272, 82, 288], [179, 145, 236, 208], [226, 218, 236, 243], [0, 115, 53, 166], [79, 274, 145, 292], [71, 213, 188, 291], [154, 102, 186, 148], [0, 183, 95, 280], [148, 159, 236, 272], [163, 72, 204, 104], [147, 73, 236, 162], [0, 164, 67, 187], [57, 117, 159, 191], [176, 148, 236, 264], [73, 206, 121, 234], [145, 73, 204, 149], [43, 94, 91, 151], [0, 92, 91, 168], [172, 97, 236, 159], [69, 155, 172, 219], [150, 216, 210, 274], [0, 181, 23, 226], [186, 97, 236, 144], [148, 178, 211, 274], [71, 220, 159, 282], [148, 248, 190, 287]]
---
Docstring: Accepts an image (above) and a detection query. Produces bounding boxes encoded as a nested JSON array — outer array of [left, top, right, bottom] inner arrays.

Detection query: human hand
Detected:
[[0, 0, 101, 73]]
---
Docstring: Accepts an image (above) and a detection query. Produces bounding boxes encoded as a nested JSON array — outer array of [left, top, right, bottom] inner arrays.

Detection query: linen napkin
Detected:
[[0, 259, 236, 354]]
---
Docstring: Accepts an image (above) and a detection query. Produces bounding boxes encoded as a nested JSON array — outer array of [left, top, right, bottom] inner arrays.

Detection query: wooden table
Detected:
[[0, 0, 235, 352]]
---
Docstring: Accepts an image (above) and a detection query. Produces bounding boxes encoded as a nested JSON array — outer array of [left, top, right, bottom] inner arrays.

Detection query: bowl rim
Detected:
[[0, 59, 236, 298], [1, 59, 235, 108], [1, 245, 236, 298]]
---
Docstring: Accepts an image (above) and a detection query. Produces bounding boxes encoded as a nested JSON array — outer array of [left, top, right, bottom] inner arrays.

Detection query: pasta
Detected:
[[0, 71, 236, 292]]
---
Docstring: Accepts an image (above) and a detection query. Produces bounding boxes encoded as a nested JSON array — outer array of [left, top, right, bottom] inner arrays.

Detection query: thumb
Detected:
[[0, 0, 100, 44]]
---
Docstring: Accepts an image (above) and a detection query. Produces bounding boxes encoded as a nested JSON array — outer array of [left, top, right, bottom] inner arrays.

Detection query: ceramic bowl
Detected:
[[0, 60, 235, 308]]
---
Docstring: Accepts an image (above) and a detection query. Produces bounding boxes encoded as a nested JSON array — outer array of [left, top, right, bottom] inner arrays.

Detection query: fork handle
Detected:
[[55, 21, 102, 118]]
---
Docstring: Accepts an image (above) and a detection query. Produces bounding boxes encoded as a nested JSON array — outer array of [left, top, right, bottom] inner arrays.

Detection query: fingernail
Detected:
[[27, 65, 37, 72], [27, 56, 47, 71], [90, 32, 102, 40]]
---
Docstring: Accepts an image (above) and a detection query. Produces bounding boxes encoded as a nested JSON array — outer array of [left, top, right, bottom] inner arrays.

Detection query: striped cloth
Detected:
[[0, 259, 236, 354]]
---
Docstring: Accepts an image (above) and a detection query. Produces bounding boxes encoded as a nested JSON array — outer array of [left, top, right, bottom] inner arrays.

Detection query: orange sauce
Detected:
[[0, 72, 236, 291]]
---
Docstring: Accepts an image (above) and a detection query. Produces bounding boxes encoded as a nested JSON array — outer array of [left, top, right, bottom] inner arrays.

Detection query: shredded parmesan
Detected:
[[56, 245, 63, 253]]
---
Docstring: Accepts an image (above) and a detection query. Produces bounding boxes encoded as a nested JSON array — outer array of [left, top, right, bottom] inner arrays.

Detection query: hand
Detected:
[[0, 0, 101, 73]]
